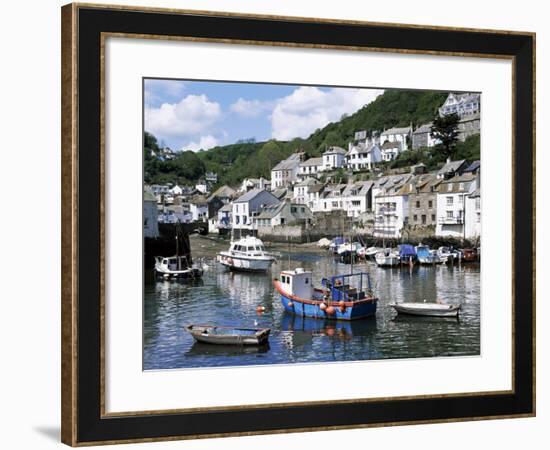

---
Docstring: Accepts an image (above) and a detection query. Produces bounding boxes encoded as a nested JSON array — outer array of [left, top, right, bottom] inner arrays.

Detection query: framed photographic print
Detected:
[[61, 2, 535, 446]]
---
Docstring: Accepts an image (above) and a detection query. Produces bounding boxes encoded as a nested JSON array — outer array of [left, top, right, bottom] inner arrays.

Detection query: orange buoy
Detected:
[[256, 306, 266, 313], [326, 306, 336, 315], [320, 303, 327, 311]]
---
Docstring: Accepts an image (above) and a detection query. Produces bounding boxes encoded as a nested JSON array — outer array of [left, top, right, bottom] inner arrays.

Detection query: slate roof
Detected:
[[273, 158, 301, 171], [208, 185, 236, 201], [437, 173, 477, 193], [144, 191, 157, 202], [234, 188, 277, 203], [381, 126, 412, 136], [382, 141, 401, 150], [299, 157, 323, 167], [464, 160, 480, 173], [323, 146, 347, 155], [438, 159, 467, 176], [413, 123, 432, 134]]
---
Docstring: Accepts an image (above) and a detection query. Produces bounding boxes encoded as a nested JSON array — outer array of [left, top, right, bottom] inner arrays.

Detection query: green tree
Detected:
[[430, 113, 460, 159]]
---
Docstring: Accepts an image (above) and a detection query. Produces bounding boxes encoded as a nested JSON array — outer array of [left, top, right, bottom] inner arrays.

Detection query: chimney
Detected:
[[446, 157, 451, 164]]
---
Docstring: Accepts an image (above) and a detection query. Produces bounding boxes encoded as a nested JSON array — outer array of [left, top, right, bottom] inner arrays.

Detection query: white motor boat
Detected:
[[390, 302, 461, 318], [154, 255, 203, 279], [375, 249, 400, 267], [437, 246, 459, 264], [415, 244, 442, 265], [217, 236, 276, 272], [365, 246, 383, 261]]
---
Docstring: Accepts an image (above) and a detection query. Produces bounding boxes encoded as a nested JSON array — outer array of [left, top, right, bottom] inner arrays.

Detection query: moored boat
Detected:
[[217, 236, 276, 272], [437, 246, 459, 264], [274, 268, 378, 320], [154, 255, 203, 279], [186, 325, 271, 345], [459, 247, 479, 262], [364, 246, 382, 261], [415, 244, 442, 265], [375, 249, 400, 267], [337, 241, 364, 264], [398, 244, 417, 266], [390, 302, 461, 317]]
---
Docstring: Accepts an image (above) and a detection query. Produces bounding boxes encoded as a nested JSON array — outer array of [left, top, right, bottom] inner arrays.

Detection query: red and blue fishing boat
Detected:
[[273, 268, 378, 321]]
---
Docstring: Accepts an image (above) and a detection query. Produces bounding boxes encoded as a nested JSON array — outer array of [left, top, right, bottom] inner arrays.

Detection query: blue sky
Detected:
[[144, 78, 383, 152]]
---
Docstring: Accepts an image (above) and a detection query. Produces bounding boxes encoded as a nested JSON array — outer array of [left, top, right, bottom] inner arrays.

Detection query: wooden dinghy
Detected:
[[186, 325, 271, 345], [390, 302, 461, 318]]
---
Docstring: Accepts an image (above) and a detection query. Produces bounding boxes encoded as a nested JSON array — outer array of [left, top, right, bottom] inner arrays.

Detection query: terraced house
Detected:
[[435, 173, 479, 238]]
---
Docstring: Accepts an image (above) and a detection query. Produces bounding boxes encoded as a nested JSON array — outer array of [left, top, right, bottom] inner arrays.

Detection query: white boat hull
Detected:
[[390, 303, 460, 317], [375, 253, 400, 267], [217, 252, 274, 272]]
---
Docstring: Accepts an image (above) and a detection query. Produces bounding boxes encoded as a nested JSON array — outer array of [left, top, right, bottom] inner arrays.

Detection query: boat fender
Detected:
[[320, 303, 327, 311], [287, 301, 294, 308], [326, 306, 336, 315]]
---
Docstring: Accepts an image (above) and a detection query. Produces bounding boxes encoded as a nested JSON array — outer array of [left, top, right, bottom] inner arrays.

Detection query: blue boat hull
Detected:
[[280, 293, 377, 321]]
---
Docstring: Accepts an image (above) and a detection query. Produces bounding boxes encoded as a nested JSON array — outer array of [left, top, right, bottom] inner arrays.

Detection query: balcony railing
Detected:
[[438, 216, 464, 224]]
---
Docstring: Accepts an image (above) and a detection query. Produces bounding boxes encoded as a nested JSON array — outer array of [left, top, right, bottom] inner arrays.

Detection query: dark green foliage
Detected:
[[430, 113, 460, 159], [144, 89, 470, 186]]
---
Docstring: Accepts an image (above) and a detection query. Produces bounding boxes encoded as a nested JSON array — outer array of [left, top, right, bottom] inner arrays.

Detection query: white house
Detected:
[[232, 189, 280, 230], [293, 178, 319, 205], [321, 147, 347, 171], [143, 190, 159, 238], [316, 184, 347, 213], [189, 195, 208, 221], [464, 187, 481, 241], [439, 92, 481, 118], [380, 126, 412, 152], [255, 201, 313, 228], [435, 173, 478, 238], [271, 153, 304, 189], [373, 179, 412, 239], [170, 184, 184, 196], [346, 142, 382, 171], [240, 177, 271, 192], [380, 141, 402, 161], [195, 181, 209, 194], [298, 157, 323, 179], [341, 181, 374, 217]]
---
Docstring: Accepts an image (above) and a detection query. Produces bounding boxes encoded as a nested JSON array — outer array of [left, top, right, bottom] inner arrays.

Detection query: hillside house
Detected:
[[232, 189, 280, 230]]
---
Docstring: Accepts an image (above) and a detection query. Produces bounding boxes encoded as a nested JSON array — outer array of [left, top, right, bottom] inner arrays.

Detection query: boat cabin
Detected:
[[322, 273, 373, 302], [279, 268, 313, 300], [229, 236, 267, 257], [155, 255, 191, 271]]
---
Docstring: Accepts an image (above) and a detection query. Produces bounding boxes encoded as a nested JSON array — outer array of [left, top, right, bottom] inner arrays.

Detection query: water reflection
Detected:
[[143, 237, 480, 370]]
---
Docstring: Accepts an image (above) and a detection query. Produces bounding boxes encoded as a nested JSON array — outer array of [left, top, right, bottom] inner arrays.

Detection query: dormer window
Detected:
[[447, 183, 453, 192]]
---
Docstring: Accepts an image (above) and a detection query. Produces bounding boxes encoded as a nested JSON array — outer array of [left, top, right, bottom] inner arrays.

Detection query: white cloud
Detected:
[[271, 87, 383, 140], [230, 98, 273, 117], [144, 79, 186, 106], [144, 94, 221, 138], [182, 135, 220, 152]]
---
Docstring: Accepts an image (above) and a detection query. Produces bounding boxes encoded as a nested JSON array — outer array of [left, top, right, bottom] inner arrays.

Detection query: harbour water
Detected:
[[144, 235, 480, 370]]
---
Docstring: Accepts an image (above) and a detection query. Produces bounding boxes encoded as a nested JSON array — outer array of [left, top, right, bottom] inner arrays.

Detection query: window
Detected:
[[305, 278, 309, 284], [447, 183, 453, 191], [416, 200, 420, 208], [475, 198, 481, 210], [459, 195, 463, 204], [428, 200, 433, 208], [459, 182, 464, 190], [431, 214, 436, 222], [247, 247, 254, 252], [421, 215, 426, 224], [447, 211, 454, 219], [236, 215, 240, 224], [413, 214, 418, 222], [243, 215, 247, 224], [446, 196, 453, 206]]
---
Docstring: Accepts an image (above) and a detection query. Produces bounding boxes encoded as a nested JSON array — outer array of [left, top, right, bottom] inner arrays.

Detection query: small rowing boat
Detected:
[[389, 302, 461, 318], [186, 325, 271, 345]]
